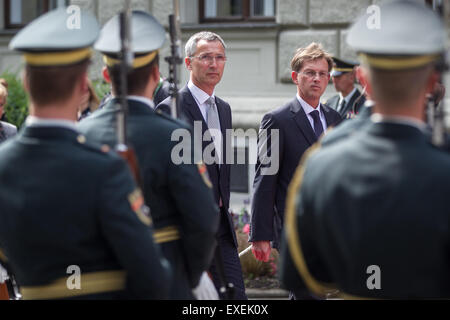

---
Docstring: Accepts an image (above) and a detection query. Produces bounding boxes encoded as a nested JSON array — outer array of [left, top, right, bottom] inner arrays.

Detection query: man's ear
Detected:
[[102, 66, 111, 83], [291, 71, 299, 85], [356, 66, 372, 98], [425, 70, 439, 97], [78, 73, 89, 96], [185, 57, 192, 71], [22, 70, 30, 93]]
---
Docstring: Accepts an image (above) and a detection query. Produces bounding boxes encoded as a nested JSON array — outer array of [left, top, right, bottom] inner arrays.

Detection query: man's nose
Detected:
[[209, 58, 218, 67]]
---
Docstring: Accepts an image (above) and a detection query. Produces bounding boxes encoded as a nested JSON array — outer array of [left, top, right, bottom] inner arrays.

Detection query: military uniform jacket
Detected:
[[321, 105, 373, 147], [281, 121, 450, 299], [249, 98, 341, 249], [78, 98, 219, 299], [325, 88, 366, 119], [0, 125, 170, 299]]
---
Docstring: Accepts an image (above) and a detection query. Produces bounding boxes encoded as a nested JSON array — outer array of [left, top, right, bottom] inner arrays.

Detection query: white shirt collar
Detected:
[[188, 80, 215, 105], [26, 116, 77, 131], [296, 94, 321, 115], [371, 113, 428, 132]]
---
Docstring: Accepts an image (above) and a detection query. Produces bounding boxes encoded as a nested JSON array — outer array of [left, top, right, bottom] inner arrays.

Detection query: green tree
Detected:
[[1, 71, 29, 128]]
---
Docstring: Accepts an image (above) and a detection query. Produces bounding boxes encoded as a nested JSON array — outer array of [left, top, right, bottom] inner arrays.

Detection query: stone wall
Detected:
[[276, 0, 371, 82], [0, 0, 448, 129]]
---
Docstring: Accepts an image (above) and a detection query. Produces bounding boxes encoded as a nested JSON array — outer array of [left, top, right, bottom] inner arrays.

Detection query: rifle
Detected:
[[426, 52, 448, 148], [427, 0, 449, 148], [0, 262, 20, 300], [165, 0, 183, 119], [114, 0, 144, 189], [0, 270, 9, 300]]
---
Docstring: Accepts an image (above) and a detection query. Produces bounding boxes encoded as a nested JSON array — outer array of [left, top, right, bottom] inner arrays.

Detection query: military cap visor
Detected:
[[331, 57, 358, 77], [95, 10, 166, 69], [347, 0, 446, 70], [9, 7, 99, 67]]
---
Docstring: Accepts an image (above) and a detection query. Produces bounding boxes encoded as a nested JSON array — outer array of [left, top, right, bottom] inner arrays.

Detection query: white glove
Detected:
[[0, 264, 7, 284], [192, 272, 219, 300]]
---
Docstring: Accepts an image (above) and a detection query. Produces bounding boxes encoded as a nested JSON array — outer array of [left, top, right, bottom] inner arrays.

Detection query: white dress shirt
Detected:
[[187, 80, 222, 132], [296, 94, 328, 133]]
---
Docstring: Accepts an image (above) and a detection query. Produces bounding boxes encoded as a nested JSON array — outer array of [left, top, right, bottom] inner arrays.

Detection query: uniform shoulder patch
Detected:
[[128, 188, 152, 226], [197, 162, 213, 189]]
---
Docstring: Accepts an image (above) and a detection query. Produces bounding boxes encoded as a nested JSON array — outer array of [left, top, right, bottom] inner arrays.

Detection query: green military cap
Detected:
[[95, 10, 166, 69], [347, 0, 446, 70], [331, 57, 359, 77], [9, 7, 99, 67]]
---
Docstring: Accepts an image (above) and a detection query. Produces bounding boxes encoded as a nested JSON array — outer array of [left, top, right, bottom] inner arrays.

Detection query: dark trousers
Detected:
[[209, 207, 247, 300]]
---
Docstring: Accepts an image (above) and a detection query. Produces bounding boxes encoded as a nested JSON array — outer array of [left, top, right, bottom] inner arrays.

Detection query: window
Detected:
[[200, 0, 275, 23], [4, 0, 66, 29]]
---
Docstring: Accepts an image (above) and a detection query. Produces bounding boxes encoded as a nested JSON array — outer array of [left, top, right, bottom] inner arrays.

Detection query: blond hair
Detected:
[[291, 42, 333, 73], [0, 84, 8, 100]]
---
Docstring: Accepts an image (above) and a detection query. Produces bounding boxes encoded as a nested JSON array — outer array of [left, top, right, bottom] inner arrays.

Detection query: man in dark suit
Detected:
[[0, 8, 170, 300], [249, 43, 341, 270], [157, 31, 246, 300], [78, 12, 219, 300], [281, 0, 450, 299], [325, 57, 366, 119]]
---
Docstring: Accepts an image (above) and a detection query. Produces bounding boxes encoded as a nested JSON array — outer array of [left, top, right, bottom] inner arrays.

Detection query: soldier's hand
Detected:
[[251, 241, 271, 262]]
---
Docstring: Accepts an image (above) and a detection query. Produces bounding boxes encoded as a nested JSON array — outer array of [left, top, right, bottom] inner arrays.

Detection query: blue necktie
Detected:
[[310, 110, 324, 138]]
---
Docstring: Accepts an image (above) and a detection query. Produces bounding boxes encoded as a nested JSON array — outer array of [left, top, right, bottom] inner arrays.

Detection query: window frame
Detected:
[[4, 0, 51, 29], [199, 0, 276, 23]]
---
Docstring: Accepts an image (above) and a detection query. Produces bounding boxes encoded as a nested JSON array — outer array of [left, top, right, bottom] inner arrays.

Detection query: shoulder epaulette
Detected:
[[74, 134, 112, 155]]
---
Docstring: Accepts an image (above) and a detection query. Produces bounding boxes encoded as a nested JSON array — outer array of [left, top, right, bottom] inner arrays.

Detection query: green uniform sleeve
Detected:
[[168, 157, 220, 288], [99, 156, 172, 299]]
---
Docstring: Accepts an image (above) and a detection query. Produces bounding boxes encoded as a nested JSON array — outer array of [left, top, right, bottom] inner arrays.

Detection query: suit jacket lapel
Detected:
[[291, 98, 317, 145], [181, 87, 208, 131], [215, 97, 228, 175], [215, 97, 227, 147], [343, 89, 361, 115]]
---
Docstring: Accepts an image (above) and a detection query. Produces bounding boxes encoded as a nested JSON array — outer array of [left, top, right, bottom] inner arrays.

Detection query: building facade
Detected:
[[0, 0, 449, 211]]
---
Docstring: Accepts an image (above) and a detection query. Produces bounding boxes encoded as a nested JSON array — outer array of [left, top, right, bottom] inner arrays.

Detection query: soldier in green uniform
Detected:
[[0, 8, 171, 300], [325, 57, 366, 119], [77, 11, 220, 299], [280, 0, 450, 299]]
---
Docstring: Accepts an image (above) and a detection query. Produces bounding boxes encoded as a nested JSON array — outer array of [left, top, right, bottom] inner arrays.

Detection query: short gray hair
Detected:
[[185, 31, 227, 57]]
